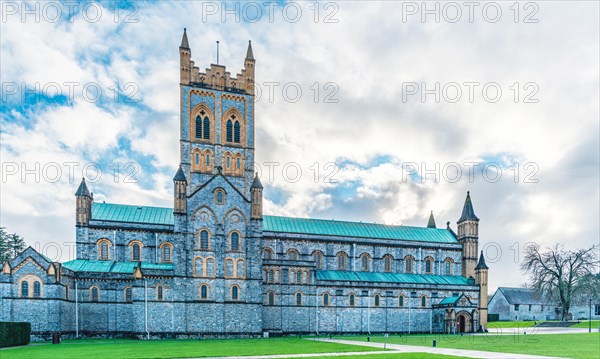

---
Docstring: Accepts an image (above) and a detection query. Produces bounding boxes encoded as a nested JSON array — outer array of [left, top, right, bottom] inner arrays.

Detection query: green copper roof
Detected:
[[439, 296, 460, 305], [316, 271, 471, 286], [92, 202, 174, 225], [263, 216, 457, 243], [62, 260, 174, 273], [89, 203, 455, 243]]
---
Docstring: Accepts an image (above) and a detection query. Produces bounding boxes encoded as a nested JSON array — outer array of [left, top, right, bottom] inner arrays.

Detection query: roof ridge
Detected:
[[263, 214, 449, 231]]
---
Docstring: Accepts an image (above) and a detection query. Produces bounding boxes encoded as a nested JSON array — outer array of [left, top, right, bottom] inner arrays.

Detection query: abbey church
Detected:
[[0, 29, 489, 339]]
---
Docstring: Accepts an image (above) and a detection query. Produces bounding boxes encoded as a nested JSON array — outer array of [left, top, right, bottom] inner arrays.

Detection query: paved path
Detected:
[[305, 338, 571, 359], [485, 327, 596, 335], [186, 351, 392, 359]]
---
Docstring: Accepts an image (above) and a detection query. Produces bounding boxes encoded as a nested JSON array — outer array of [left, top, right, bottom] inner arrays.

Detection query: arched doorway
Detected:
[[455, 312, 472, 333]]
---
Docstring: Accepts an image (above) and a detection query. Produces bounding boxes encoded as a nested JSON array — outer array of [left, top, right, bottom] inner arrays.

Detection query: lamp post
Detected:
[[589, 298, 592, 334]]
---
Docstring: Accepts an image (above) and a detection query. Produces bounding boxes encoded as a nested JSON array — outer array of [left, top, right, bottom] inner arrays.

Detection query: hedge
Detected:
[[0, 322, 31, 348]]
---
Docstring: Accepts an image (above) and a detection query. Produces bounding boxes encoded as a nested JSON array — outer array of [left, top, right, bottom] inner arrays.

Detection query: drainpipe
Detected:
[[352, 244, 356, 271], [155, 233, 158, 262], [144, 279, 149, 339], [75, 280, 79, 338], [408, 295, 411, 334], [316, 288, 319, 335], [367, 289, 370, 334], [112, 230, 117, 260]]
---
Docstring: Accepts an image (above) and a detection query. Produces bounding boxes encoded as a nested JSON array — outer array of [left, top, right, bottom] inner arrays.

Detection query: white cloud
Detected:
[[1, 1, 598, 290]]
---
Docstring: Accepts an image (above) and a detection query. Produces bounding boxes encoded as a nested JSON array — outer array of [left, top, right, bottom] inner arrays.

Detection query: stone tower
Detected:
[[475, 250, 489, 329], [75, 177, 92, 226], [457, 191, 479, 278], [176, 29, 263, 334]]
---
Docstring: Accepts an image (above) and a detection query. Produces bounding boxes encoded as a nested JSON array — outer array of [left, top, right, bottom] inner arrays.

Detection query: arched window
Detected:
[[33, 281, 41, 298], [374, 294, 381, 307], [267, 291, 275, 305], [200, 284, 209, 300], [405, 255, 414, 273], [195, 116, 202, 138], [195, 153, 200, 165], [425, 257, 434, 274], [444, 258, 453, 275], [236, 259, 245, 277], [226, 156, 230, 169], [384, 254, 393, 272], [296, 292, 303, 306], [124, 287, 133, 303], [90, 286, 99, 302], [263, 248, 273, 260], [157, 286, 164, 301], [231, 285, 239, 301], [234, 121, 240, 143], [287, 249, 299, 260], [132, 243, 141, 261], [205, 154, 210, 166], [226, 120, 233, 142], [322, 292, 330, 306], [296, 271, 303, 284], [20, 281, 28, 298], [313, 251, 323, 270], [215, 189, 225, 204], [194, 257, 204, 275], [360, 253, 370, 272], [421, 295, 427, 308], [236, 157, 241, 170], [267, 270, 274, 283], [231, 232, 240, 251], [203, 117, 210, 139], [206, 258, 215, 277], [337, 252, 347, 271], [161, 243, 173, 263], [200, 230, 209, 250], [349, 293, 356, 306], [399, 295, 405, 307], [98, 239, 111, 260]]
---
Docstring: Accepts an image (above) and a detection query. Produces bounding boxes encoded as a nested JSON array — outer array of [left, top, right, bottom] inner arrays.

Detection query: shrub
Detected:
[[0, 322, 31, 348]]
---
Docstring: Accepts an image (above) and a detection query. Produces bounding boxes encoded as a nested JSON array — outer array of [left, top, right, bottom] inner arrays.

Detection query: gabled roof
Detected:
[[316, 271, 472, 286], [90, 203, 457, 244], [439, 296, 460, 305], [497, 287, 550, 305], [436, 293, 475, 307], [92, 202, 174, 226], [62, 260, 174, 273], [263, 216, 458, 243]]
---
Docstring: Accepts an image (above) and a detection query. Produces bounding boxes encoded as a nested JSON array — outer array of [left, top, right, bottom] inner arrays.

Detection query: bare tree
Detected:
[[521, 243, 599, 321]]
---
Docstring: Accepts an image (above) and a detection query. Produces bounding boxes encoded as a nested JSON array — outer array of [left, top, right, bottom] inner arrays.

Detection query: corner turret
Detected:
[[75, 177, 93, 226], [457, 191, 479, 278]]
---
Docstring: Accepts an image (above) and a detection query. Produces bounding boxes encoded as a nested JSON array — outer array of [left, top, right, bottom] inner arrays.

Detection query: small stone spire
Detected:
[[251, 171, 263, 189], [475, 250, 489, 270], [75, 177, 91, 197], [245, 40, 254, 60], [427, 210, 436, 228], [173, 166, 187, 182], [458, 191, 479, 222], [180, 28, 190, 49]]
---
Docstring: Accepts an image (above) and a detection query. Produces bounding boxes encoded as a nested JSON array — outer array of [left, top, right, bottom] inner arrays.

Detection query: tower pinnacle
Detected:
[[180, 28, 189, 49], [246, 40, 254, 60], [427, 211, 436, 228]]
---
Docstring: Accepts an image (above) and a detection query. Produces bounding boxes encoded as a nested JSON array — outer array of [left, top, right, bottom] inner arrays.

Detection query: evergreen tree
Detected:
[[0, 227, 9, 263], [7, 233, 26, 258]]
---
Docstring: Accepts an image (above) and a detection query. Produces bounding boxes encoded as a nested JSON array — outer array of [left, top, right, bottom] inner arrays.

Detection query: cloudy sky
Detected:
[[1, 1, 598, 290]]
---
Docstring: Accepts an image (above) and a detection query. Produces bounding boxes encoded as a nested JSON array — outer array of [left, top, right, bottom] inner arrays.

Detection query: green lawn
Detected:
[[0, 337, 378, 359], [487, 320, 600, 329], [332, 333, 600, 359], [281, 354, 464, 359], [570, 320, 600, 329], [487, 321, 537, 328]]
